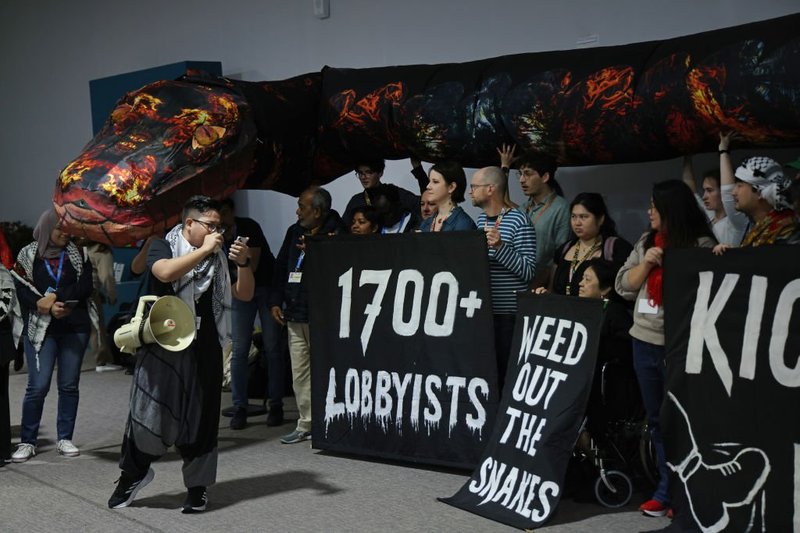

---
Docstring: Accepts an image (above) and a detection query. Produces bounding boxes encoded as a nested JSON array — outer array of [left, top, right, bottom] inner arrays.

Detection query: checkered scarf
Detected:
[[164, 224, 232, 349], [0, 264, 23, 352], [11, 241, 98, 360], [734, 156, 792, 210]]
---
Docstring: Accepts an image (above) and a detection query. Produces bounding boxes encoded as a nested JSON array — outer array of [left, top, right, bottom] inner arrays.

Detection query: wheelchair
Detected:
[[574, 358, 659, 508]]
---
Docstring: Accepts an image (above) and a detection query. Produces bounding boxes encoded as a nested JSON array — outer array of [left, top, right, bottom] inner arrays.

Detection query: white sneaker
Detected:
[[96, 364, 124, 373], [11, 443, 36, 463], [57, 439, 80, 457]]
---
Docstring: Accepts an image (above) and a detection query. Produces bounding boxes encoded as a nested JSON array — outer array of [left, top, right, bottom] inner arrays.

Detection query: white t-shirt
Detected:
[[695, 184, 748, 245]]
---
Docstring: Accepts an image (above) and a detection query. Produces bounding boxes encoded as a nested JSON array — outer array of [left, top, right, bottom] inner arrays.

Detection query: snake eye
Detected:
[[111, 104, 133, 123], [192, 125, 227, 150]]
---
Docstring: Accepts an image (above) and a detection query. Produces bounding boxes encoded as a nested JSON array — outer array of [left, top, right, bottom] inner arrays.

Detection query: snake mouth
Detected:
[[53, 188, 162, 245]]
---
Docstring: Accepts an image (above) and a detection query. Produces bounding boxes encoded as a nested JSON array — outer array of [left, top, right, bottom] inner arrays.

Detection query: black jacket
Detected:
[[270, 210, 343, 323]]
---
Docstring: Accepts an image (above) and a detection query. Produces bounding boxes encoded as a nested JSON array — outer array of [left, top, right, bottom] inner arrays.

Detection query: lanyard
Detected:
[[527, 193, 556, 225], [484, 208, 508, 230], [44, 250, 66, 288], [295, 251, 305, 271]]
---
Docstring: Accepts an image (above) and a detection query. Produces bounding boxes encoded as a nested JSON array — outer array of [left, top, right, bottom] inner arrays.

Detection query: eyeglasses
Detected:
[[193, 219, 225, 235], [470, 184, 491, 192], [355, 169, 379, 178]]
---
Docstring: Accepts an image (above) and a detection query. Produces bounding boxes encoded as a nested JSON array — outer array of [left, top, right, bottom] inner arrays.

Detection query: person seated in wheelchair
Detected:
[[575, 259, 637, 453]]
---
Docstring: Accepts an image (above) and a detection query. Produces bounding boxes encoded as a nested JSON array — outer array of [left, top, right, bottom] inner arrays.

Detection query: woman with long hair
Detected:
[[10, 209, 95, 462], [418, 161, 476, 232], [614, 180, 716, 517], [536, 192, 632, 296]]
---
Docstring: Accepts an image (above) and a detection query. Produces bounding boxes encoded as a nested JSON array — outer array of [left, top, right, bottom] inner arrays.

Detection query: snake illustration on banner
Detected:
[[53, 14, 800, 245]]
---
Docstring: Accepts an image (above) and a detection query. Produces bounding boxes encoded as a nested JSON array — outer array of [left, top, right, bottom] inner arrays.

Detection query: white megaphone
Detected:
[[113, 295, 196, 354]]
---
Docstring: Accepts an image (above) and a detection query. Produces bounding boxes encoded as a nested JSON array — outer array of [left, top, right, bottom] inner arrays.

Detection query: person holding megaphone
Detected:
[[108, 196, 254, 515]]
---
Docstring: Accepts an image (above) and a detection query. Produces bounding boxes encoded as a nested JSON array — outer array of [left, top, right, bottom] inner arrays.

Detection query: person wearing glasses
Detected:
[[470, 166, 536, 390], [515, 152, 570, 290], [614, 181, 716, 518], [342, 158, 429, 230], [108, 195, 253, 514]]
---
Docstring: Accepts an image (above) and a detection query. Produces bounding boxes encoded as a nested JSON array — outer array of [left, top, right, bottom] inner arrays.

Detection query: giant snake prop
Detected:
[[53, 14, 800, 245]]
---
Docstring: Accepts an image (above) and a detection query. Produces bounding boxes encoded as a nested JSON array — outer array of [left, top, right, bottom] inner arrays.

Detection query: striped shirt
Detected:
[[477, 208, 537, 314]]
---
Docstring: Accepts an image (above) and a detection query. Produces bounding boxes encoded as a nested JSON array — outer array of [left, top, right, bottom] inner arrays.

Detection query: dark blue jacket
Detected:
[[270, 210, 343, 323], [418, 205, 477, 232]]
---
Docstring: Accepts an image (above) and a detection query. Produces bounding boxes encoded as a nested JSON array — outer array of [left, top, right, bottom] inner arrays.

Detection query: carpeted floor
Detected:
[[1, 362, 669, 532]]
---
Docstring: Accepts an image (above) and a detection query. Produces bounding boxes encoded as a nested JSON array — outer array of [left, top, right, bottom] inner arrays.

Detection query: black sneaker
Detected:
[[230, 408, 247, 430], [108, 468, 155, 509], [182, 486, 208, 513], [266, 406, 284, 427]]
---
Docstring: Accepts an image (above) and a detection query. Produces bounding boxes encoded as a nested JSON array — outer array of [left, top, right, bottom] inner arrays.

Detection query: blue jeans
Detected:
[[632, 337, 669, 505], [20, 332, 89, 444], [230, 286, 284, 409]]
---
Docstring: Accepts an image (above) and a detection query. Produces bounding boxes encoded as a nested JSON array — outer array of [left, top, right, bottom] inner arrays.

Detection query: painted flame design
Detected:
[[99, 155, 157, 206], [583, 66, 640, 114], [331, 82, 405, 129]]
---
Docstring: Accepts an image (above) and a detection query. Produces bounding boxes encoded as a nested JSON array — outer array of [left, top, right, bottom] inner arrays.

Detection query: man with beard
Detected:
[[270, 187, 343, 444]]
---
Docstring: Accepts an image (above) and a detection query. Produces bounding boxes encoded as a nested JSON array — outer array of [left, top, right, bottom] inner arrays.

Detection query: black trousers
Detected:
[[493, 313, 517, 393]]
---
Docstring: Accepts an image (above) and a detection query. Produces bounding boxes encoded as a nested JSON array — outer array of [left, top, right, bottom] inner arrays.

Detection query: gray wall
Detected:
[[1, 0, 798, 249]]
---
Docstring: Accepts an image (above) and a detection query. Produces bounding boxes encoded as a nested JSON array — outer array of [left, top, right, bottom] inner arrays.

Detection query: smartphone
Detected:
[[63, 300, 80, 309], [235, 235, 250, 245]]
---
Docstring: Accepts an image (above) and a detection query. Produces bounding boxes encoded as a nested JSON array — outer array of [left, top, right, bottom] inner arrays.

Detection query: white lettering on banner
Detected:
[[358, 269, 392, 355], [447, 376, 467, 436], [512, 363, 567, 410], [769, 279, 800, 387], [336, 268, 483, 355], [424, 375, 442, 433], [467, 456, 559, 521], [344, 368, 360, 413], [338, 268, 353, 339], [392, 372, 412, 430], [686, 273, 800, 394], [686, 272, 739, 395], [424, 272, 458, 337], [375, 371, 393, 430], [324, 367, 490, 437], [517, 315, 587, 366], [392, 270, 424, 336], [411, 373, 422, 430], [466, 378, 489, 436], [740, 276, 767, 380]]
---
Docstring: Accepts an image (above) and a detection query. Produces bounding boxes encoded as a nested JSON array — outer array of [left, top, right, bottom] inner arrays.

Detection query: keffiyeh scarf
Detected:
[[0, 264, 23, 351], [164, 224, 232, 349], [11, 241, 98, 358], [734, 156, 792, 211]]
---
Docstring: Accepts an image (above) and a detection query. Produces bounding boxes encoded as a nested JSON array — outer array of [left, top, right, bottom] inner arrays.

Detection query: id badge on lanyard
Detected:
[[289, 251, 305, 283], [45, 250, 66, 294]]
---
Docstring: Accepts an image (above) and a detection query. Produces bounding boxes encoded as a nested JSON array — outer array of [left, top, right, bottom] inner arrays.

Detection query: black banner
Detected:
[[306, 232, 499, 469], [663, 246, 800, 532], [442, 293, 603, 529]]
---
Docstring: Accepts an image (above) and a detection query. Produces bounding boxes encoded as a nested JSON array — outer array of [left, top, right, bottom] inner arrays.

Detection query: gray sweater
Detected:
[[615, 233, 715, 346]]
